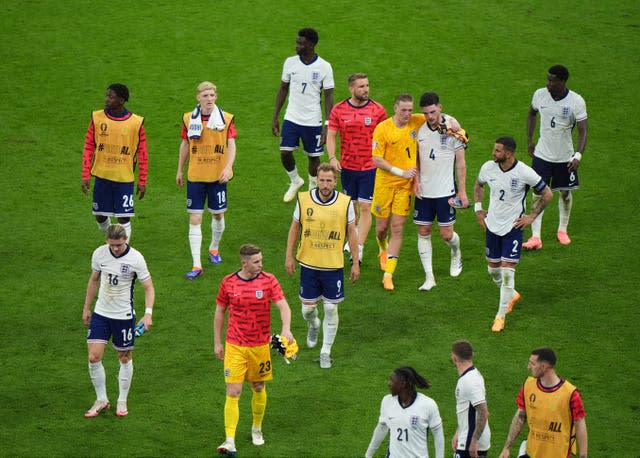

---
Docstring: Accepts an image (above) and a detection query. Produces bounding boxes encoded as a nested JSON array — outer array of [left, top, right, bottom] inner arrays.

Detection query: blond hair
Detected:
[[197, 81, 217, 94], [106, 224, 127, 240]]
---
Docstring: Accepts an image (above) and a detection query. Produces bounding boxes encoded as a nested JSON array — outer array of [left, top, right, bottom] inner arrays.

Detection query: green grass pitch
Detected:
[[1, 0, 638, 456]]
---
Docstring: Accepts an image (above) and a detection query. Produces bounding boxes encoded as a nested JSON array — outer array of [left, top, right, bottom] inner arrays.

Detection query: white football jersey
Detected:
[[378, 392, 443, 458], [91, 244, 151, 320], [477, 160, 546, 236], [531, 88, 587, 162], [417, 114, 466, 198], [282, 55, 334, 126], [455, 367, 491, 452]]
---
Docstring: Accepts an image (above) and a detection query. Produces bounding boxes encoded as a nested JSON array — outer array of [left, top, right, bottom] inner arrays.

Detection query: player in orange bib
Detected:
[[81, 84, 148, 241], [498, 347, 587, 458]]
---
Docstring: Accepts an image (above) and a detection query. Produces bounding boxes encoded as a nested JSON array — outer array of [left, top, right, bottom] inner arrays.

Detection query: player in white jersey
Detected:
[[82, 224, 155, 418], [414, 92, 469, 291], [524, 65, 588, 249], [365, 366, 444, 458], [272, 27, 334, 202], [451, 340, 490, 458], [474, 137, 552, 332]]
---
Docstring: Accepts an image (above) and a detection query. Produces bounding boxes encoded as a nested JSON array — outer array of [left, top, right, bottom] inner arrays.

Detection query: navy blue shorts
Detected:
[[299, 265, 345, 303], [87, 312, 136, 351], [531, 156, 579, 191], [92, 177, 135, 218], [485, 227, 523, 264], [413, 196, 456, 226], [341, 168, 375, 203], [280, 120, 323, 155], [187, 181, 228, 214]]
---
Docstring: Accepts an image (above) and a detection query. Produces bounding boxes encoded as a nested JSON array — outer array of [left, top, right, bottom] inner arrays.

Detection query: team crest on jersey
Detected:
[[256, 290, 264, 299], [510, 178, 519, 192], [120, 264, 131, 274], [562, 106, 570, 117], [410, 415, 419, 426], [440, 135, 447, 146], [411, 130, 417, 139], [364, 117, 372, 126], [312, 71, 320, 81]]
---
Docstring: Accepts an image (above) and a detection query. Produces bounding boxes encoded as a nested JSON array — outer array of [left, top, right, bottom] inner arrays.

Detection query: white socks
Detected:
[[497, 267, 515, 318], [97, 218, 110, 234], [445, 231, 460, 256], [89, 361, 108, 402], [121, 222, 132, 242], [488, 266, 502, 286], [558, 191, 572, 232], [321, 302, 339, 355], [189, 223, 202, 267], [302, 304, 319, 324], [418, 235, 433, 277], [287, 167, 301, 182], [118, 360, 133, 402], [302, 302, 339, 355], [210, 216, 225, 251], [308, 175, 317, 190]]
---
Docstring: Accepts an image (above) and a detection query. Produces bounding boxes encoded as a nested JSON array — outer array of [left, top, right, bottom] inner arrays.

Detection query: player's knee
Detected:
[[118, 350, 132, 364], [418, 225, 432, 237], [323, 301, 339, 321], [226, 385, 242, 397], [301, 303, 318, 320]]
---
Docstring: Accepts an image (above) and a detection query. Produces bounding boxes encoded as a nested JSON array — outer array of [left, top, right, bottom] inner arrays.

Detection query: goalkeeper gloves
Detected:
[[270, 334, 299, 364]]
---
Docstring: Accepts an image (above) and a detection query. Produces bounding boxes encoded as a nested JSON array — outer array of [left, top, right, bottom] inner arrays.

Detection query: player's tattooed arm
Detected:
[[472, 402, 489, 441], [502, 409, 526, 450]]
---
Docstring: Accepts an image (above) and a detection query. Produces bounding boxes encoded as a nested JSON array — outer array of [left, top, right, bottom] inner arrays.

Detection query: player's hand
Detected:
[[136, 184, 146, 200], [285, 256, 296, 275], [567, 158, 580, 172], [281, 331, 295, 344], [82, 308, 91, 326], [446, 118, 461, 132], [320, 125, 328, 146], [413, 179, 421, 196], [457, 194, 469, 208], [176, 171, 184, 187], [403, 167, 417, 179], [498, 449, 510, 458], [328, 156, 341, 171], [219, 167, 233, 184], [469, 439, 479, 458], [271, 119, 280, 137], [475, 210, 487, 229], [140, 313, 153, 331], [527, 142, 536, 158], [514, 214, 535, 229], [214, 342, 224, 360], [451, 432, 458, 451], [349, 263, 360, 283], [82, 180, 90, 195]]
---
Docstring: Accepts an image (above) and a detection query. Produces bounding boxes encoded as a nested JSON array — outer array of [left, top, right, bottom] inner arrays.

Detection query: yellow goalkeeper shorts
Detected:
[[223, 342, 273, 384]]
